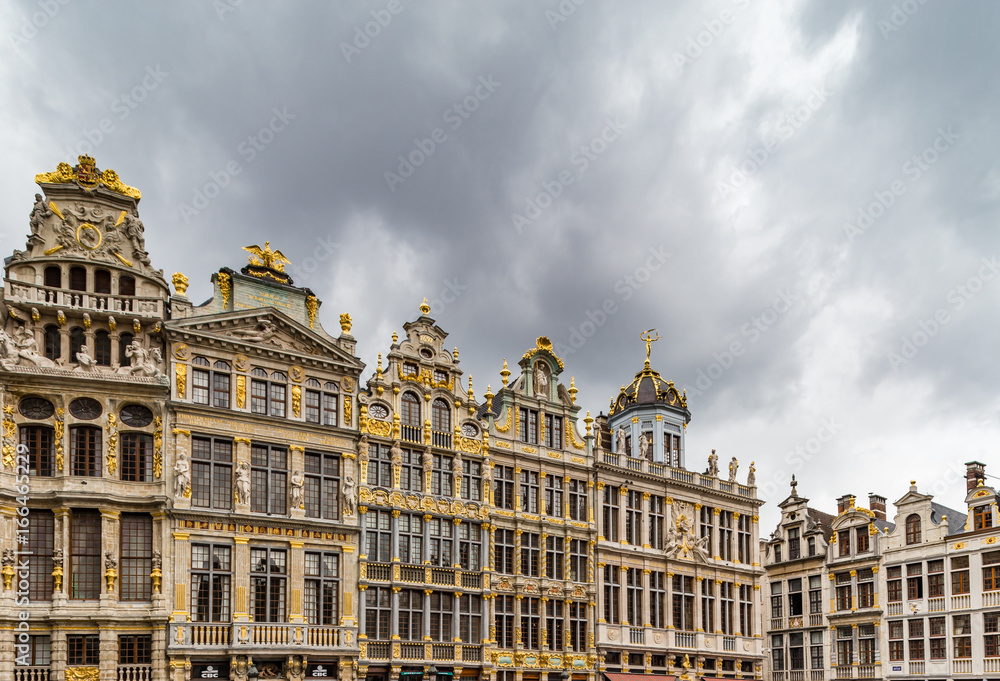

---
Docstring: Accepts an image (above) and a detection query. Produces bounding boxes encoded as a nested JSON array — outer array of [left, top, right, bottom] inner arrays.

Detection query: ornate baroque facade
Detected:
[[2, 158, 767, 681]]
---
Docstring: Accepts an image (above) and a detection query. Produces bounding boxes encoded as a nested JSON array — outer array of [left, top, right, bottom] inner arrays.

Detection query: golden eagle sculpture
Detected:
[[242, 241, 291, 272]]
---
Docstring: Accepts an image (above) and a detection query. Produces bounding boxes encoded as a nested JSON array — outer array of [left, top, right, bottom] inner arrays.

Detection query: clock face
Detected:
[[369, 404, 388, 419], [461, 423, 478, 437]]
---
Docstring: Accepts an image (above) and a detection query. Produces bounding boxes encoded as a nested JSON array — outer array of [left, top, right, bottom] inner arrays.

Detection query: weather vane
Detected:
[[640, 328, 661, 366]]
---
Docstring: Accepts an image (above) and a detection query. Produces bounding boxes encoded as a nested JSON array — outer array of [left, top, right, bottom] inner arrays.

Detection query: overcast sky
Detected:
[[3, 0, 998, 529]]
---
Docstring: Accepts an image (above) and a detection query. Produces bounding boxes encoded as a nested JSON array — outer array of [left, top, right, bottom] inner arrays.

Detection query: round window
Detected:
[[368, 404, 389, 419], [69, 397, 102, 420], [120, 404, 154, 428], [19, 397, 55, 420]]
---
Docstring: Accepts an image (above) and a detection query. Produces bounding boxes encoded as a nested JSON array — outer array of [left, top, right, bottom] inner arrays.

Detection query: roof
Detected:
[[807, 507, 836, 537], [609, 362, 690, 421], [931, 501, 967, 535]]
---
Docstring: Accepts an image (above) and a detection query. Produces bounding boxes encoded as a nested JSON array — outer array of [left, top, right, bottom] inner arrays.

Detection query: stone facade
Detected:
[[3, 158, 771, 681]]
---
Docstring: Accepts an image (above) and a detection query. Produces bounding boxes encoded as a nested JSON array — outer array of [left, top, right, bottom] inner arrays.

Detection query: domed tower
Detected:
[[606, 330, 690, 467]]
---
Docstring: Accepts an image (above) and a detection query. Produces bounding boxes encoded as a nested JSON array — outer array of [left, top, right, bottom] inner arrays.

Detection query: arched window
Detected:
[[44, 266, 61, 288], [94, 331, 112, 366], [118, 275, 135, 296], [69, 267, 86, 292], [69, 327, 85, 362], [119, 333, 134, 366], [905, 514, 922, 545], [94, 270, 111, 294], [44, 325, 60, 360], [432, 399, 450, 432], [401, 393, 421, 426]]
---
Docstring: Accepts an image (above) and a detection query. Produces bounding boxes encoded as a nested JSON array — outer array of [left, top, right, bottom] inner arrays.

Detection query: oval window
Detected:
[[120, 404, 154, 428], [69, 397, 102, 420], [19, 396, 55, 420]]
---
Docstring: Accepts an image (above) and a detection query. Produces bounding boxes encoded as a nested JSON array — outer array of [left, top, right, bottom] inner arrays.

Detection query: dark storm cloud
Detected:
[[3, 0, 1000, 526]]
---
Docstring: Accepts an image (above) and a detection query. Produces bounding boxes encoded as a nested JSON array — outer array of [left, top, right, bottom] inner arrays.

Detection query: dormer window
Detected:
[[807, 537, 816, 556], [839, 530, 850, 557], [403, 363, 418, 377], [433, 369, 448, 384], [905, 514, 922, 545], [975, 505, 993, 530], [774, 544, 782, 563], [856, 526, 870, 553], [788, 528, 800, 560]]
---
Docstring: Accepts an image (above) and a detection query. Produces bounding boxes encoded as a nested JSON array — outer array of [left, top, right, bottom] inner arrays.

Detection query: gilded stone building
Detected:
[[593, 342, 765, 679], [478, 337, 598, 681], [1, 157, 172, 681], [354, 303, 489, 681], [162, 246, 366, 680]]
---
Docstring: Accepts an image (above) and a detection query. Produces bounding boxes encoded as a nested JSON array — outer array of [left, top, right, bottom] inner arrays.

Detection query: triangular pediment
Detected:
[[164, 308, 364, 370]]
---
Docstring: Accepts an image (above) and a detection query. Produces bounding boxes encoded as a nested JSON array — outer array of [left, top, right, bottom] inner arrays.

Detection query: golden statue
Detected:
[[243, 241, 291, 272], [640, 328, 661, 365]]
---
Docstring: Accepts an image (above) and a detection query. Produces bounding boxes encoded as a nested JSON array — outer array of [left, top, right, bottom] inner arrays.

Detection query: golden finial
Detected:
[[484, 384, 494, 411], [500, 359, 510, 386], [583, 410, 593, 435], [340, 313, 353, 334], [171, 272, 189, 295], [467, 375, 474, 399], [453, 347, 459, 361], [568, 377, 578, 404], [392, 331, 398, 344], [640, 328, 661, 368], [377, 353, 382, 374], [420, 298, 431, 314]]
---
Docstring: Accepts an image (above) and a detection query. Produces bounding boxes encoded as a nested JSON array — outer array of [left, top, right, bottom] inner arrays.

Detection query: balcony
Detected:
[[675, 632, 697, 648], [952, 659, 972, 675], [928, 597, 945, 612], [985, 658, 1000, 673], [952, 594, 971, 609], [598, 453, 755, 495], [810, 672, 824, 681], [809, 615, 823, 627], [790, 672, 805, 681], [770, 618, 784, 631], [629, 627, 645, 644], [908, 662, 924, 675], [835, 667, 852, 679], [887, 602, 902, 615], [985, 590, 1000, 607], [118, 665, 153, 681], [401, 425, 422, 443], [723, 636, 736, 652], [362, 641, 483, 664], [5, 280, 165, 317], [772, 673, 786, 681], [169, 621, 358, 653], [362, 561, 483, 590], [14, 668, 49, 681], [432, 431, 452, 449], [857, 664, 878, 679]]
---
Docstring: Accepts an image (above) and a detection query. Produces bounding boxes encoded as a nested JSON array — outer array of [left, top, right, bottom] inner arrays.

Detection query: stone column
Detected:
[[358, 585, 368, 638], [423, 590, 432, 641], [619, 566, 628, 625], [641, 493, 650, 549], [100, 509, 120, 608], [666, 573, 674, 630], [233, 437, 252, 513], [423, 515, 432, 563], [563, 476, 571, 520], [110, 331, 121, 367], [53, 507, 69, 605], [232, 537, 251, 623], [50, 629, 67, 681], [694, 577, 703, 632], [643, 570, 652, 628], [359, 506, 368, 560], [482, 594, 491, 645], [289, 540, 305, 623], [391, 511, 401, 562], [540, 598, 549, 649], [540, 532, 548, 579], [514, 595, 523, 648], [453, 591, 461, 642], [391, 587, 401, 640], [514, 531, 522, 575]]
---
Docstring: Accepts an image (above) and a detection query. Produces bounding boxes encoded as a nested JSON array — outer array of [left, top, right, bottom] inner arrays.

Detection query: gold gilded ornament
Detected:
[[172, 272, 189, 295], [218, 271, 232, 310], [339, 312, 352, 333], [243, 241, 290, 271]]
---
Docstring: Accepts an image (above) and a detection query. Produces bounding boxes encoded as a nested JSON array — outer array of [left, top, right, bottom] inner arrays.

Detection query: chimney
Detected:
[[836, 494, 856, 514], [966, 461, 987, 492], [868, 493, 887, 522]]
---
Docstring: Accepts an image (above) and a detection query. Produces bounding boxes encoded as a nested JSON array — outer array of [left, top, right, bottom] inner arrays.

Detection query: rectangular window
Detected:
[[839, 530, 851, 557], [986, 611, 1000, 657], [544, 414, 563, 448], [858, 631, 875, 665], [70, 510, 101, 600], [305, 389, 321, 424], [304, 551, 339, 626], [70, 426, 101, 476], [603, 564, 620, 624], [700, 506, 714, 557], [304, 451, 340, 520], [719, 581, 734, 635], [737, 514, 752, 563], [250, 379, 267, 414], [118, 635, 151, 665], [496, 529, 515, 575], [250, 444, 287, 515], [625, 568, 642, 626], [398, 513, 424, 564], [624, 490, 642, 545], [908, 618, 924, 661], [364, 586, 390, 640], [602, 485, 619, 542], [67, 634, 100, 666], [790, 632, 805, 670], [322, 391, 339, 426], [496, 595, 515, 648], [20, 425, 54, 476], [740, 584, 753, 636], [429, 518, 454, 567], [120, 433, 153, 482], [398, 589, 424, 641], [27, 510, 54, 601], [545, 536, 564, 580], [984, 551, 1000, 591], [460, 594, 483, 644], [788, 527, 801, 560], [975, 504, 994, 530], [192, 368, 210, 404], [462, 460, 482, 501], [430, 591, 454, 642], [889, 620, 904, 661], [520, 532, 540, 577], [269, 382, 286, 418], [22, 635, 50, 666], [545, 599, 563, 651], [672, 574, 695, 631], [810, 631, 824, 669], [431, 454, 453, 496], [952, 614, 971, 658], [952, 555, 970, 594], [718, 511, 733, 561], [701, 579, 715, 633], [649, 495, 664, 549], [568, 601, 587, 652], [191, 544, 231, 622], [213, 371, 230, 408], [837, 627, 853, 666], [927, 560, 944, 598], [519, 408, 538, 444], [520, 470, 539, 513], [120, 514, 152, 601], [568, 538, 587, 582], [809, 575, 822, 615], [520, 596, 540, 648], [544, 475, 563, 516], [788, 578, 803, 617], [494, 465, 515, 510], [191, 437, 233, 510], [650, 571, 666, 628], [568, 479, 587, 521], [250, 547, 286, 622], [458, 522, 481, 570]]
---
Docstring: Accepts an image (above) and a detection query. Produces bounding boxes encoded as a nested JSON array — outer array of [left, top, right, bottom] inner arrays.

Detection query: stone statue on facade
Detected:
[[342, 473, 357, 516], [2, 325, 54, 368], [105, 551, 117, 571], [29, 193, 51, 237], [534, 362, 548, 397], [707, 449, 719, 477], [151, 551, 161, 570], [234, 461, 252, 504], [616, 427, 626, 455], [728, 456, 738, 483], [52, 548, 64, 569], [390, 440, 402, 467], [230, 319, 280, 345], [357, 434, 369, 461], [638, 432, 650, 459], [122, 212, 151, 265], [173, 452, 191, 498], [747, 461, 756, 486], [75, 344, 99, 371], [290, 470, 305, 509], [123, 339, 164, 378]]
